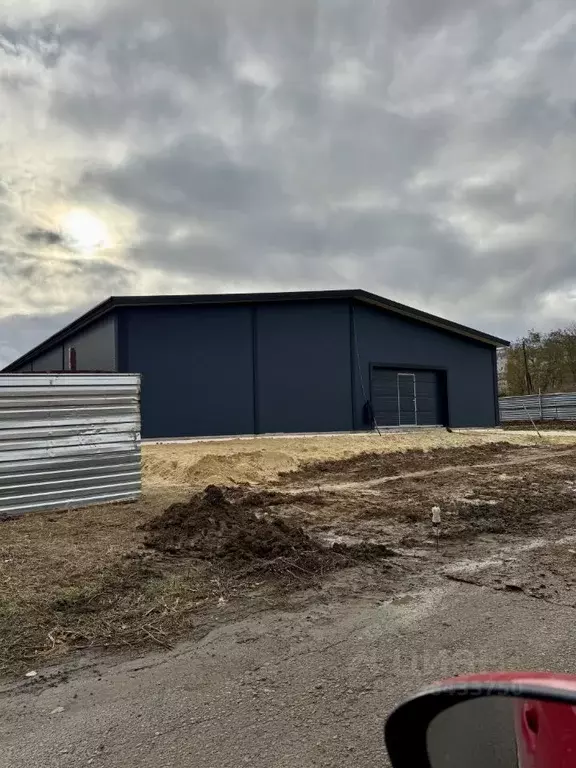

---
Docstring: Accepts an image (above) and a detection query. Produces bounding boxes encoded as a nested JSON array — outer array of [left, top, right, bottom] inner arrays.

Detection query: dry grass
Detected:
[[3, 428, 576, 677], [0, 489, 263, 676], [0, 490, 183, 675]]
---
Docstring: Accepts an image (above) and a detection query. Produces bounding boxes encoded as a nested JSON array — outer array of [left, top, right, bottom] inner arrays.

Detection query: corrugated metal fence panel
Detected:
[[500, 392, 576, 422], [0, 374, 141, 517]]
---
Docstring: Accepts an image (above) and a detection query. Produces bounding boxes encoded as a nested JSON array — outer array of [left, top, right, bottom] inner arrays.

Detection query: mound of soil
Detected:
[[279, 442, 526, 484], [144, 485, 395, 579], [143, 485, 385, 576], [144, 486, 318, 561]]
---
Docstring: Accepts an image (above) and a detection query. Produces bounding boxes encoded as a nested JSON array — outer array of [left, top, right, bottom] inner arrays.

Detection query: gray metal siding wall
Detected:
[[123, 306, 254, 438], [64, 315, 117, 371], [29, 315, 117, 372], [32, 346, 64, 372], [255, 301, 352, 434], [352, 303, 498, 429], [0, 374, 141, 517]]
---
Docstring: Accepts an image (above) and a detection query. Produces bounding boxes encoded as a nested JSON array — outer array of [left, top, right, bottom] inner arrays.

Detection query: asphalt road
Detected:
[[2, 581, 576, 768]]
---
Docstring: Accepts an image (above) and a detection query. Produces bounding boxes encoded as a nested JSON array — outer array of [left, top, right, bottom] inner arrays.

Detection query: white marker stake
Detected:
[[432, 506, 441, 551]]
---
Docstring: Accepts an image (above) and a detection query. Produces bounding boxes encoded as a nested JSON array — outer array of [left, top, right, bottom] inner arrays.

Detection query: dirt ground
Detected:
[[503, 420, 576, 431], [2, 428, 576, 678], [6, 580, 576, 768]]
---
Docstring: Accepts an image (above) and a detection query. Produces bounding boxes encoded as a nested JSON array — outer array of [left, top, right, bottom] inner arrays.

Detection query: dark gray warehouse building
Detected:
[[3, 290, 508, 438]]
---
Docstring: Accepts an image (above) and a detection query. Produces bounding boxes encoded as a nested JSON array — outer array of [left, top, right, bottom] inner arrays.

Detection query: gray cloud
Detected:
[[0, 309, 79, 370], [25, 227, 64, 245], [85, 134, 289, 218], [1, 0, 576, 367]]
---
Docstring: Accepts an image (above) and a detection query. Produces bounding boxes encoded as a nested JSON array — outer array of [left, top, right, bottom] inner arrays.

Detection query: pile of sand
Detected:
[[141, 430, 573, 491], [142, 449, 299, 488]]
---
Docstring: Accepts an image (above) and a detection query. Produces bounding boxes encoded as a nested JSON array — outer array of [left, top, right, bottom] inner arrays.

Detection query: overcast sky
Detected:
[[1, 0, 576, 367]]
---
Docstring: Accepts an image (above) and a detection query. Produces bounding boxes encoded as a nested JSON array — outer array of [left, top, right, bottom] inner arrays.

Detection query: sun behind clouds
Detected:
[[60, 209, 111, 253]]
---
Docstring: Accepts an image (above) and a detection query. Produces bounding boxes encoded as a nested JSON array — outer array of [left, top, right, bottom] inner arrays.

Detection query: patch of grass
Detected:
[[50, 584, 108, 614], [0, 555, 229, 677], [0, 598, 18, 620], [0, 491, 224, 677]]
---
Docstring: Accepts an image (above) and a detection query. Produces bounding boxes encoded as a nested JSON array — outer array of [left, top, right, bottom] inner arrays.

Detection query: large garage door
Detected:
[[371, 368, 442, 427]]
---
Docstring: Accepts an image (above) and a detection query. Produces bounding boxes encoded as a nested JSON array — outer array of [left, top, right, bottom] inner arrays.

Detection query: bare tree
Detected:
[[504, 324, 576, 395]]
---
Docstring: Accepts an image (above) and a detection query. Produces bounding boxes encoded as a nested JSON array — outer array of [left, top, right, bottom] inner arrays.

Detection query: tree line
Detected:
[[500, 325, 576, 396]]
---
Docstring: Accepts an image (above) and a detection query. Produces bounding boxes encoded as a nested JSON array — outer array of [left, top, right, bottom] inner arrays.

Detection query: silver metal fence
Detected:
[[0, 374, 141, 517], [499, 392, 576, 422]]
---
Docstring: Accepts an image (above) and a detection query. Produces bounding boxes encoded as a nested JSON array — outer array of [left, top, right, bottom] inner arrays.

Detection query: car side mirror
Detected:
[[384, 673, 576, 768]]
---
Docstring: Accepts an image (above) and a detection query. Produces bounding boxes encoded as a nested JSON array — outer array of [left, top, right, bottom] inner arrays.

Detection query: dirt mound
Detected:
[[143, 486, 396, 579], [144, 486, 358, 572], [279, 442, 527, 484]]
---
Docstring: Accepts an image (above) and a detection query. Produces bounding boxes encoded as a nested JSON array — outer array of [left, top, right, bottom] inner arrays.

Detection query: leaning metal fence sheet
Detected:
[[500, 392, 576, 422], [0, 374, 141, 517]]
